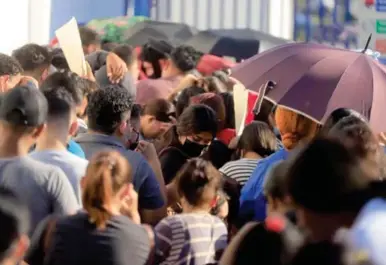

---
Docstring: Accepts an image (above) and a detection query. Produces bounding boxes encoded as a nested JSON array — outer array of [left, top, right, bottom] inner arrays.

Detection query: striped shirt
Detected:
[[154, 213, 228, 265], [219, 158, 260, 186]]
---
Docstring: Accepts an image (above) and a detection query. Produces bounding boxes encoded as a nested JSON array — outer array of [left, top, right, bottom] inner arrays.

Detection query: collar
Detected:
[[75, 133, 125, 149]]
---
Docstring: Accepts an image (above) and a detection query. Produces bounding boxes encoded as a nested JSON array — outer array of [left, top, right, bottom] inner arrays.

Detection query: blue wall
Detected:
[[50, 0, 129, 37]]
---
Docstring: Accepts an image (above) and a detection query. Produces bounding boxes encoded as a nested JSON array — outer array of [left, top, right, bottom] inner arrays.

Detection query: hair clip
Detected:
[[265, 216, 286, 233], [95, 156, 116, 170]]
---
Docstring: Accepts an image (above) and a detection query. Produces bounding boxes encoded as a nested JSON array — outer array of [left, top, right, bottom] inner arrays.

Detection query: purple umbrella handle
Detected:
[[253, 80, 276, 115]]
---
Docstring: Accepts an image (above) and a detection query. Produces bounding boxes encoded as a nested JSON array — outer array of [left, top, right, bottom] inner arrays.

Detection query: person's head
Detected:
[[190, 93, 226, 131], [77, 78, 98, 119], [175, 85, 206, 117], [50, 48, 69, 70], [40, 71, 84, 118], [275, 107, 319, 150], [264, 161, 292, 216], [237, 121, 279, 158], [0, 188, 30, 265], [112, 44, 139, 80], [286, 137, 380, 242], [161, 45, 201, 78], [101, 41, 119, 52], [79, 26, 101, 55], [177, 104, 218, 157], [320, 108, 365, 135], [0, 53, 23, 92], [254, 99, 276, 130], [176, 158, 222, 211], [211, 190, 229, 222], [87, 84, 133, 144], [0, 86, 48, 154], [82, 151, 134, 229], [140, 39, 174, 79], [12, 44, 52, 84], [329, 115, 382, 178], [40, 84, 78, 143], [140, 98, 175, 139]]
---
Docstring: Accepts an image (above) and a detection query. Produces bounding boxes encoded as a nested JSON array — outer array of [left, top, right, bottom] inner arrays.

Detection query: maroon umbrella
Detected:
[[231, 42, 386, 132]]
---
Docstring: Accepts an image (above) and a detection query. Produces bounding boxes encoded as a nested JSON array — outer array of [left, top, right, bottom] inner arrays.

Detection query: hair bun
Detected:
[[192, 159, 209, 187]]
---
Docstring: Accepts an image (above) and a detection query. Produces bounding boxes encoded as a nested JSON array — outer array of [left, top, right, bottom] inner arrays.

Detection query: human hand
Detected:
[[135, 141, 159, 163], [120, 184, 141, 224], [106, 52, 128, 84]]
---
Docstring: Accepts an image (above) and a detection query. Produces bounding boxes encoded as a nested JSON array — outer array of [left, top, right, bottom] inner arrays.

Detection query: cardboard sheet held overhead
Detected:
[[55, 17, 87, 76]]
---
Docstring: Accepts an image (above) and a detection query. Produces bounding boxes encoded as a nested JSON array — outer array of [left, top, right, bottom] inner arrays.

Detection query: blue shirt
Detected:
[[75, 134, 164, 210], [240, 148, 289, 221], [67, 140, 86, 159]]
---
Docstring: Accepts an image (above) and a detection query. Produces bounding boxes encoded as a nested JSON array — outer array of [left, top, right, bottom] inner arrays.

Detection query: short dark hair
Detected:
[[112, 44, 135, 66], [238, 121, 278, 157], [0, 187, 29, 261], [130, 104, 142, 121], [79, 27, 101, 47], [40, 85, 76, 122], [170, 45, 202, 72], [0, 53, 23, 76], [177, 104, 218, 138], [50, 48, 69, 70], [87, 84, 133, 135], [40, 71, 83, 105], [141, 98, 174, 122], [175, 86, 206, 117], [12, 44, 51, 73], [320, 108, 365, 135]]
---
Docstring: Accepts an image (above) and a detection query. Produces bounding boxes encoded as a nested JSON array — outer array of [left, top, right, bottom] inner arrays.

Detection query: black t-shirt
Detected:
[[26, 212, 151, 265], [159, 146, 189, 185]]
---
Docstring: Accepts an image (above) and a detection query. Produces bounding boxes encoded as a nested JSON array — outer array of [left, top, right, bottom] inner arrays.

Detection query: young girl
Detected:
[[154, 158, 228, 265]]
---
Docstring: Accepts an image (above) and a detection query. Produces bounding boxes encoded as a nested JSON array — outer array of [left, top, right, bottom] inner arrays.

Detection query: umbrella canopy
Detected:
[[184, 28, 290, 61], [231, 42, 386, 132], [123, 20, 196, 46]]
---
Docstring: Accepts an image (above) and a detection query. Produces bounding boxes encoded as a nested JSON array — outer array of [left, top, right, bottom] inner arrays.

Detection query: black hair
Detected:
[[140, 40, 173, 79], [87, 84, 133, 135], [175, 86, 206, 117], [50, 48, 70, 70], [287, 137, 378, 213], [320, 108, 365, 135], [112, 44, 135, 66], [40, 70, 83, 105], [12, 44, 51, 74], [0, 187, 29, 261], [238, 121, 279, 157], [254, 99, 276, 129], [176, 158, 222, 206], [79, 27, 101, 47], [130, 104, 142, 121], [0, 53, 23, 76], [177, 104, 218, 138], [170, 45, 202, 72], [40, 85, 75, 122], [101, 42, 119, 52], [141, 98, 174, 122]]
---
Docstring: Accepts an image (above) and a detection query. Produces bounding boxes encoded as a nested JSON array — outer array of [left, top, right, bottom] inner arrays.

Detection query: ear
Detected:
[[31, 124, 46, 139], [118, 120, 128, 135], [69, 120, 79, 137], [119, 183, 131, 200], [41, 68, 49, 82]]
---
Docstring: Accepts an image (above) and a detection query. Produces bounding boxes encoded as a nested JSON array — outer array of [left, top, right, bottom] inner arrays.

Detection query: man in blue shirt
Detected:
[[76, 85, 166, 225]]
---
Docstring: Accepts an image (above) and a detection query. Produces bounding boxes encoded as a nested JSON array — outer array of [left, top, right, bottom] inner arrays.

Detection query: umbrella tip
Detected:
[[361, 34, 372, 53]]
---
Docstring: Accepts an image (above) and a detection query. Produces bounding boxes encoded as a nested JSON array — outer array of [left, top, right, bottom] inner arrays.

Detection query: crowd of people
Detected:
[[0, 25, 385, 265]]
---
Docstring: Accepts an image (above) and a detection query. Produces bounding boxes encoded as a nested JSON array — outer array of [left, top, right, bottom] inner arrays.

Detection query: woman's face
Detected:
[[185, 132, 213, 145], [142, 61, 154, 77]]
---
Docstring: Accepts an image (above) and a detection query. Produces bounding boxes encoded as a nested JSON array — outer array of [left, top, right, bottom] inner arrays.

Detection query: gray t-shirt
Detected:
[[0, 156, 79, 234], [29, 150, 88, 204]]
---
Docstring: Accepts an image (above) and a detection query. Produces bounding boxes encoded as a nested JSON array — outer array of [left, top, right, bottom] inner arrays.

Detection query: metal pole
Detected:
[[134, 0, 151, 17]]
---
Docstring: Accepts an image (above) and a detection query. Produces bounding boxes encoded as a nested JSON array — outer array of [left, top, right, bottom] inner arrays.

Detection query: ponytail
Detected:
[[82, 152, 131, 230]]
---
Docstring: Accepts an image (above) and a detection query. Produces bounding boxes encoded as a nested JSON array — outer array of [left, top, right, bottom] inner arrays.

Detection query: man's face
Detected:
[[140, 115, 169, 140], [0, 74, 22, 92]]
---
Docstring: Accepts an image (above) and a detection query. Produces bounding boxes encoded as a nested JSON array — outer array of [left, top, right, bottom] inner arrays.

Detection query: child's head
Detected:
[[176, 158, 222, 210]]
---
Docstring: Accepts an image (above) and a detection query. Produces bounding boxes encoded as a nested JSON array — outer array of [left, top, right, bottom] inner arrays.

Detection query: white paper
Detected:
[[233, 83, 249, 135], [55, 17, 87, 76]]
